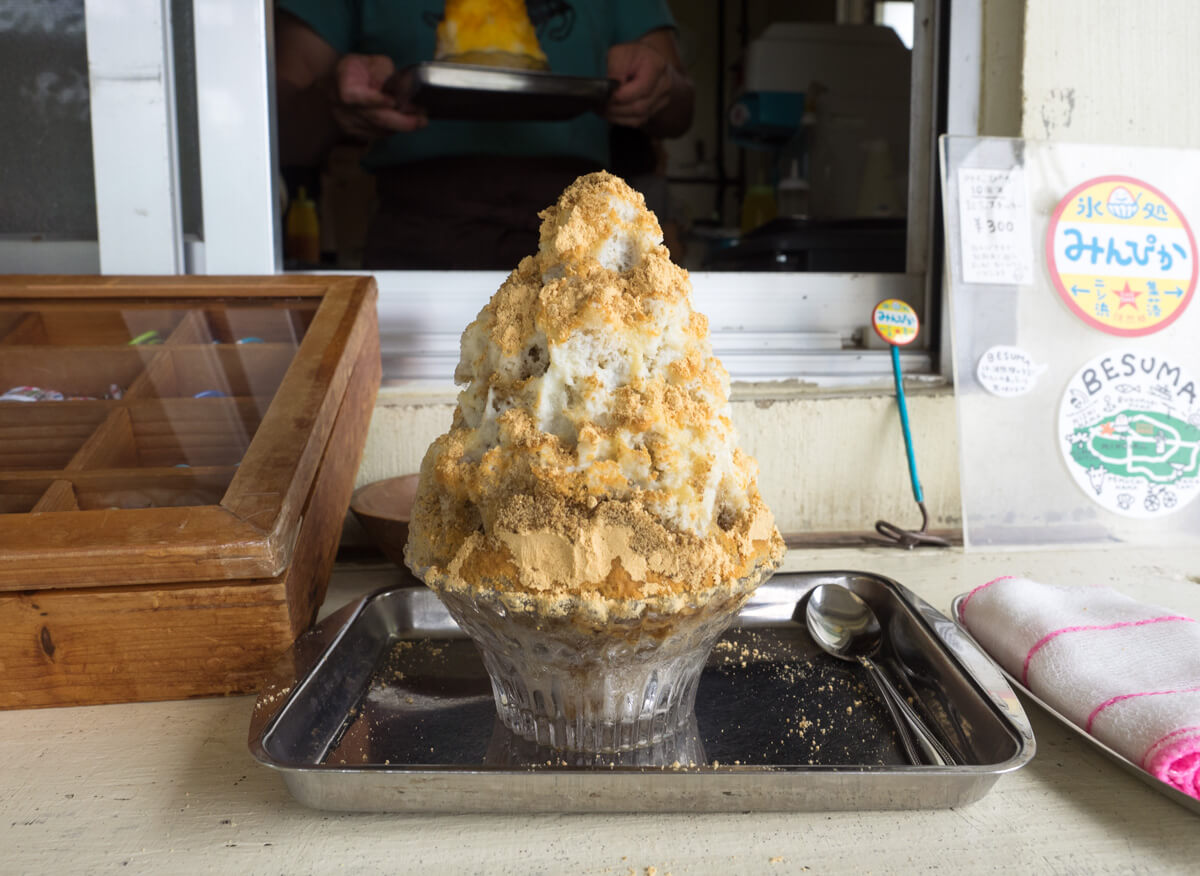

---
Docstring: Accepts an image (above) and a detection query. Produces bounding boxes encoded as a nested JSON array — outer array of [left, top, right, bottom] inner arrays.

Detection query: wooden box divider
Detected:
[[123, 349, 173, 400], [31, 480, 78, 513], [66, 407, 138, 470], [164, 309, 214, 346]]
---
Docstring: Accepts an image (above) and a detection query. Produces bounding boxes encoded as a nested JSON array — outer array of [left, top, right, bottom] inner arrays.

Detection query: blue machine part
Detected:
[[728, 91, 805, 149]]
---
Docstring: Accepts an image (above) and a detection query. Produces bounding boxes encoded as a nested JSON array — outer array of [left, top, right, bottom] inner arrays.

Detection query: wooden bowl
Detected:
[[349, 474, 420, 568]]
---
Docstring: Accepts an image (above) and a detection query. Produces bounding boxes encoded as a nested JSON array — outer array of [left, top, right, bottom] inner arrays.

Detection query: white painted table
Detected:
[[3, 546, 1198, 874]]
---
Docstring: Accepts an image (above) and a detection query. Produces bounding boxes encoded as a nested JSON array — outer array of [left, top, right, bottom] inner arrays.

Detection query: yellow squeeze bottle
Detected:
[[285, 186, 321, 264], [740, 184, 777, 234]]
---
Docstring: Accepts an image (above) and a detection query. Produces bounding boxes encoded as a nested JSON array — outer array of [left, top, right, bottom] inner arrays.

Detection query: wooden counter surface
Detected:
[[3, 546, 1198, 874]]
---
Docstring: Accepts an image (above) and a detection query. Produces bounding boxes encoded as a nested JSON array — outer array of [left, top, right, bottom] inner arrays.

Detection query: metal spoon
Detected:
[[804, 584, 954, 766]]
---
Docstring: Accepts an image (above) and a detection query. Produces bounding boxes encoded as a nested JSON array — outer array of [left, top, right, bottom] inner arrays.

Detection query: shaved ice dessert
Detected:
[[435, 0, 549, 70], [405, 172, 784, 752]]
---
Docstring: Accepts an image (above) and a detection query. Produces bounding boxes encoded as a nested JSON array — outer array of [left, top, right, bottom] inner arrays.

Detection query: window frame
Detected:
[[75, 0, 984, 385]]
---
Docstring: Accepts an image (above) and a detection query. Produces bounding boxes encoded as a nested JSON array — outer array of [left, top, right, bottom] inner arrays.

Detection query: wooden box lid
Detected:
[[0, 275, 378, 590]]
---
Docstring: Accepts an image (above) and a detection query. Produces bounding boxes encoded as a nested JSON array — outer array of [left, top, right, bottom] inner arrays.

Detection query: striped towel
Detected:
[[958, 576, 1200, 801]]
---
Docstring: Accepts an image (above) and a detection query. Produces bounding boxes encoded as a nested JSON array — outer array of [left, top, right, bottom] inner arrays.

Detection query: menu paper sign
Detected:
[[956, 167, 1035, 286]]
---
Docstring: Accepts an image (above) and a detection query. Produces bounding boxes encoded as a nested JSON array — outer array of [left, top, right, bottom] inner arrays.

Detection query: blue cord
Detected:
[[890, 344, 923, 504]]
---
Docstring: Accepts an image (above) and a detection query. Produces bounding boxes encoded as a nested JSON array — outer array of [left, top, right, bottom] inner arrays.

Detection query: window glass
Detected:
[[0, 0, 96, 238], [170, 0, 204, 240], [273, 0, 917, 278]]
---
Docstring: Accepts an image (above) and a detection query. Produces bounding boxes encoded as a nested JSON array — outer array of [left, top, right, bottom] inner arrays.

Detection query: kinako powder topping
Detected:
[[405, 172, 784, 618]]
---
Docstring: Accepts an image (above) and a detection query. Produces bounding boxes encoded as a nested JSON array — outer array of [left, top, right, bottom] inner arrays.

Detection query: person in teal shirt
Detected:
[[275, 1, 694, 268]]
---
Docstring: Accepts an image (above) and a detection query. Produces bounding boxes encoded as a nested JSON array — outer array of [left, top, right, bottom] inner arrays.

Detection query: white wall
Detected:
[[979, 0, 1025, 136], [357, 385, 962, 539], [1022, 0, 1200, 147]]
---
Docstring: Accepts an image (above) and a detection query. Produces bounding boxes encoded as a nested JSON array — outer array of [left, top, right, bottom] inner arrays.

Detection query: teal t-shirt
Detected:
[[278, 0, 676, 169]]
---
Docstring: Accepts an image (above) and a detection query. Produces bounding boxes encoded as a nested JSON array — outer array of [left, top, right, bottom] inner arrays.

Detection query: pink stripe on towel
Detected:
[[1142, 725, 1200, 769], [1086, 685, 1200, 733], [1021, 616, 1195, 685], [1144, 730, 1200, 799], [957, 575, 1014, 621]]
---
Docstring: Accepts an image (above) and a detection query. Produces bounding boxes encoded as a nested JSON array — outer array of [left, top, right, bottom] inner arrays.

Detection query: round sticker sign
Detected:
[[1046, 176, 1197, 336], [872, 299, 919, 346], [976, 345, 1046, 397], [1059, 349, 1200, 518]]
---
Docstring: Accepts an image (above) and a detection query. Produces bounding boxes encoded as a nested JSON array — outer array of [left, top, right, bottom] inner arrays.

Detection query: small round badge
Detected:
[[872, 298, 920, 346]]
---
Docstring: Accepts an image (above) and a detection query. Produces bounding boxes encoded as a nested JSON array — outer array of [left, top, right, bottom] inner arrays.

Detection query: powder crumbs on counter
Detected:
[[770, 856, 785, 864], [253, 682, 294, 711]]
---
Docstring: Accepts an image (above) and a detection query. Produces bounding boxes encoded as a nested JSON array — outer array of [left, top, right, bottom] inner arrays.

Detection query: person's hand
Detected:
[[330, 54, 427, 141], [605, 41, 675, 129]]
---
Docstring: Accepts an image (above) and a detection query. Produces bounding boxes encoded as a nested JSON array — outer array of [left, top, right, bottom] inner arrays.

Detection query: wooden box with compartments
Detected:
[[0, 276, 380, 708]]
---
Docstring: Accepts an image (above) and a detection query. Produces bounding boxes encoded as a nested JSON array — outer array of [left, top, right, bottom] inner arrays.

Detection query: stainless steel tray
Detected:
[[249, 571, 1034, 812], [951, 594, 1200, 816], [391, 61, 615, 121]]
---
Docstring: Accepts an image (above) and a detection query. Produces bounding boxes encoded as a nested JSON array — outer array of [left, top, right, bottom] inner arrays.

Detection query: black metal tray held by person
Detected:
[[390, 61, 616, 122], [249, 571, 1035, 813]]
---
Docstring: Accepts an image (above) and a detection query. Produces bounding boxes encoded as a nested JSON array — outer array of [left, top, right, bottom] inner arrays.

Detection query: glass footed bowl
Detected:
[[430, 567, 775, 754], [483, 714, 707, 768]]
